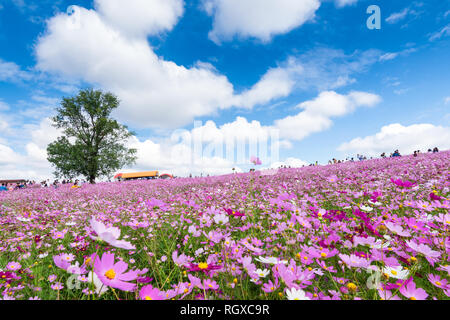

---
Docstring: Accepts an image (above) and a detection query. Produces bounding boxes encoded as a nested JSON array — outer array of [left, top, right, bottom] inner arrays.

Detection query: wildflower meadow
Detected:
[[1, 151, 449, 300]]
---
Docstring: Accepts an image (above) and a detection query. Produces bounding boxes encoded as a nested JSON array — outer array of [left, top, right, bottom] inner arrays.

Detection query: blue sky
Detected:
[[0, 0, 449, 180]]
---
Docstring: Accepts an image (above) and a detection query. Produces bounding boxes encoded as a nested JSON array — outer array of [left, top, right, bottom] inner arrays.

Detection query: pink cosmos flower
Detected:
[[378, 288, 401, 300], [48, 275, 57, 282], [53, 254, 87, 275], [172, 250, 194, 267], [427, 274, 449, 290], [399, 278, 428, 300], [93, 253, 139, 292], [338, 254, 370, 269], [384, 222, 411, 237], [139, 285, 166, 300], [250, 156, 262, 165], [90, 218, 135, 250], [327, 175, 338, 183], [262, 279, 279, 293], [406, 240, 441, 258], [6, 262, 21, 271], [50, 282, 64, 291], [202, 278, 219, 290]]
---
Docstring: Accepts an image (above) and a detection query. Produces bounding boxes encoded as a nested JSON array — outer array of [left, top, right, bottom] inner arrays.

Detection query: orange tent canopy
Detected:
[[119, 171, 159, 179]]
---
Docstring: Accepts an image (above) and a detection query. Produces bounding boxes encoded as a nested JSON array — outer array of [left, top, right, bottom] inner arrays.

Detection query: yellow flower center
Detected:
[[347, 283, 357, 291], [321, 252, 327, 258], [435, 281, 441, 286], [198, 262, 208, 270], [104, 269, 116, 280], [145, 296, 152, 300], [409, 297, 416, 300], [391, 270, 398, 275]]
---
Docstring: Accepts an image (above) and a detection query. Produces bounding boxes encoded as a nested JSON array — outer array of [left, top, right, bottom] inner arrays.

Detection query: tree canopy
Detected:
[[47, 89, 137, 183]]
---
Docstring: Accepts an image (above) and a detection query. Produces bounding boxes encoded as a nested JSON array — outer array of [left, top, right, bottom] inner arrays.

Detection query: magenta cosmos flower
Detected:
[[94, 253, 138, 291], [224, 208, 245, 217], [187, 262, 222, 274]]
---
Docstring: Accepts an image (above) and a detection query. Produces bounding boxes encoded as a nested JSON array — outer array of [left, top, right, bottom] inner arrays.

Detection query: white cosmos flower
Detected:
[[87, 271, 109, 296], [16, 217, 31, 222], [213, 213, 229, 225], [382, 266, 409, 279], [370, 240, 391, 249], [360, 205, 374, 212], [286, 288, 310, 300], [255, 256, 288, 265], [368, 200, 382, 206], [254, 268, 270, 278]]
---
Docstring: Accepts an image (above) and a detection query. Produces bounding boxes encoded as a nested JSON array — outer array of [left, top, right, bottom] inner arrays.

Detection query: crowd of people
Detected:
[[327, 147, 440, 165], [0, 179, 85, 192]]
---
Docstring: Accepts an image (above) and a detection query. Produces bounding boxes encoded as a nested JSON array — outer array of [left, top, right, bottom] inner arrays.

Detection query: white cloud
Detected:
[[379, 48, 416, 62], [35, 5, 240, 129], [0, 59, 32, 82], [274, 91, 381, 141], [94, 0, 184, 37], [338, 123, 450, 157], [386, 8, 410, 24], [429, 24, 450, 41], [36, 4, 318, 130], [203, 0, 321, 43], [334, 0, 358, 8], [35, 3, 382, 130], [445, 97, 450, 105], [270, 157, 309, 168]]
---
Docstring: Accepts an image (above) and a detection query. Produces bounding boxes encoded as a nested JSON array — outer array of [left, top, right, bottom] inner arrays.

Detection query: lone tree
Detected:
[[47, 88, 137, 183]]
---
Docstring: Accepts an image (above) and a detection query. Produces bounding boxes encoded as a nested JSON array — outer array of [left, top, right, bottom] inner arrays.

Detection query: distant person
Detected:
[[0, 184, 7, 192], [428, 149, 432, 153], [433, 147, 439, 153], [392, 150, 401, 157]]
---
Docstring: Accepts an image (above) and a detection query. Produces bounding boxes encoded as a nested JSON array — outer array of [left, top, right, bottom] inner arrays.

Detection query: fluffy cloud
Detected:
[[338, 123, 450, 157], [35, 0, 384, 130], [36, 3, 311, 129], [0, 118, 63, 180], [0, 59, 32, 82], [94, 0, 184, 37], [274, 91, 381, 141], [203, 0, 320, 43], [270, 157, 309, 168], [35, 5, 239, 129]]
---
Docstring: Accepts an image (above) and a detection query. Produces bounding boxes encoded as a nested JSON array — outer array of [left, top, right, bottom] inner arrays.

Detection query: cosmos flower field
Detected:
[[1, 151, 449, 300]]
